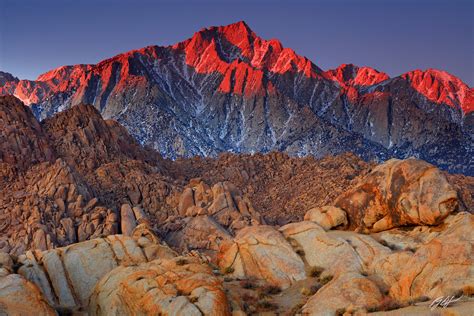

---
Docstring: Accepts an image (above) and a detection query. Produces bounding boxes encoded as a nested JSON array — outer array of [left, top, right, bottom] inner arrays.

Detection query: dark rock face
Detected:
[[0, 22, 472, 174]]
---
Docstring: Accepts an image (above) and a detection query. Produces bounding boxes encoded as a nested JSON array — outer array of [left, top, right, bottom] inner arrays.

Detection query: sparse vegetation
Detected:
[[310, 284, 322, 294], [335, 307, 346, 315], [223, 266, 234, 274], [175, 258, 187, 266], [223, 276, 233, 282], [289, 302, 305, 315], [240, 279, 256, 289], [300, 287, 312, 296], [307, 266, 324, 278], [319, 274, 333, 285], [189, 296, 199, 303], [463, 285, 474, 296], [256, 300, 278, 311], [261, 284, 282, 295], [407, 295, 431, 305], [367, 297, 406, 312], [296, 249, 305, 256]]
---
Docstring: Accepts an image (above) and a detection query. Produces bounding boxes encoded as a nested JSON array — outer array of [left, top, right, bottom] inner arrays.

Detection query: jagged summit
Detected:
[[401, 68, 473, 113], [324, 64, 390, 88]]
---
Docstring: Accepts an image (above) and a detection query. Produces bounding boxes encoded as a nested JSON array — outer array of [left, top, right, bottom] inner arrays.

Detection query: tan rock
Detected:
[[389, 212, 474, 301], [302, 272, 383, 315], [335, 158, 458, 232], [179, 187, 195, 215], [304, 206, 348, 230], [218, 225, 305, 289], [89, 257, 231, 316], [17, 234, 174, 310], [0, 274, 56, 316], [280, 221, 362, 275], [166, 215, 232, 254], [120, 204, 136, 236]]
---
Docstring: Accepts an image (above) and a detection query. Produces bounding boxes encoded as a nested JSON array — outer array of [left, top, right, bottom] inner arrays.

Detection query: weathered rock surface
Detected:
[[0, 273, 56, 316], [304, 205, 348, 230], [335, 158, 459, 232], [389, 212, 474, 302], [302, 272, 383, 315], [89, 256, 231, 316], [218, 225, 306, 289], [165, 215, 232, 255], [17, 232, 175, 311]]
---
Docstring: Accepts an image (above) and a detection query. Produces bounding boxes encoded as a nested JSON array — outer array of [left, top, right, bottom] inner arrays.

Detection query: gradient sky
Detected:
[[1, 0, 473, 85]]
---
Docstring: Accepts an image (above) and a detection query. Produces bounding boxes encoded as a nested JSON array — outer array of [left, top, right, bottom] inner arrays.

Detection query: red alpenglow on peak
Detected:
[[401, 69, 473, 113], [324, 64, 390, 88], [174, 21, 323, 84], [323, 64, 390, 102]]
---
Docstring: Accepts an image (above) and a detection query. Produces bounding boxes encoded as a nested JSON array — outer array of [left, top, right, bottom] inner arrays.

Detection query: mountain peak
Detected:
[[0, 71, 19, 85], [325, 64, 389, 88], [402, 68, 473, 113]]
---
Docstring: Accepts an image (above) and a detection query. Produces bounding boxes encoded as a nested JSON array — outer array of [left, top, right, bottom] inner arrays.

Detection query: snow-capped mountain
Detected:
[[1, 21, 473, 174]]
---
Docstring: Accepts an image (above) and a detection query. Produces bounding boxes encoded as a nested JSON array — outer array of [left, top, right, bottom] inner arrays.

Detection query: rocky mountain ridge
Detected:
[[0, 21, 472, 174]]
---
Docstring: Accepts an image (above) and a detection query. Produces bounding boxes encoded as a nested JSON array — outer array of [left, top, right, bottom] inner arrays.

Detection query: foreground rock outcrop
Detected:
[[17, 227, 176, 312], [335, 158, 459, 232], [90, 257, 231, 316], [218, 225, 306, 289]]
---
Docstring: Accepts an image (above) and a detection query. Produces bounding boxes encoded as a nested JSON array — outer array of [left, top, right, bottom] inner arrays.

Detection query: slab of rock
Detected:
[[17, 233, 175, 311], [0, 273, 56, 316], [218, 225, 305, 289], [302, 272, 383, 315], [120, 204, 137, 236], [89, 257, 231, 316], [304, 206, 348, 230], [389, 212, 474, 301], [335, 158, 458, 232], [280, 221, 363, 275], [165, 215, 232, 254]]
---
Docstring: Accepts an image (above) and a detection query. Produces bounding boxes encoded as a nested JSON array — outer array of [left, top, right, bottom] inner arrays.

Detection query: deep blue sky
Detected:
[[1, 0, 473, 85]]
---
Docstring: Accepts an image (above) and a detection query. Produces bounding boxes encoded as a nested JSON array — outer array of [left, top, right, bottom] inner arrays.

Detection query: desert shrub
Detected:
[[310, 284, 322, 294], [223, 266, 234, 274], [295, 249, 305, 256], [319, 274, 333, 285], [175, 258, 187, 266], [240, 279, 256, 289], [289, 303, 304, 315], [335, 308, 346, 315], [407, 295, 431, 305], [375, 296, 405, 311], [300, 287, 311, 296], [463, 285, 474, 296], [261, 284, 282, 295], [256, 300, 278, 311], [307, 266, 324, 278]]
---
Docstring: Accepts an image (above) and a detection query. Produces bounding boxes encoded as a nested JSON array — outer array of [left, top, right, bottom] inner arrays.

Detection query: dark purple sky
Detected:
[[1, 0, 473, 85]]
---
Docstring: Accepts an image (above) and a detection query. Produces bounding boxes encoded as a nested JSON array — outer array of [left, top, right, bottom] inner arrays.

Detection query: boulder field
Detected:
[[1, 159, 473, 315]]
